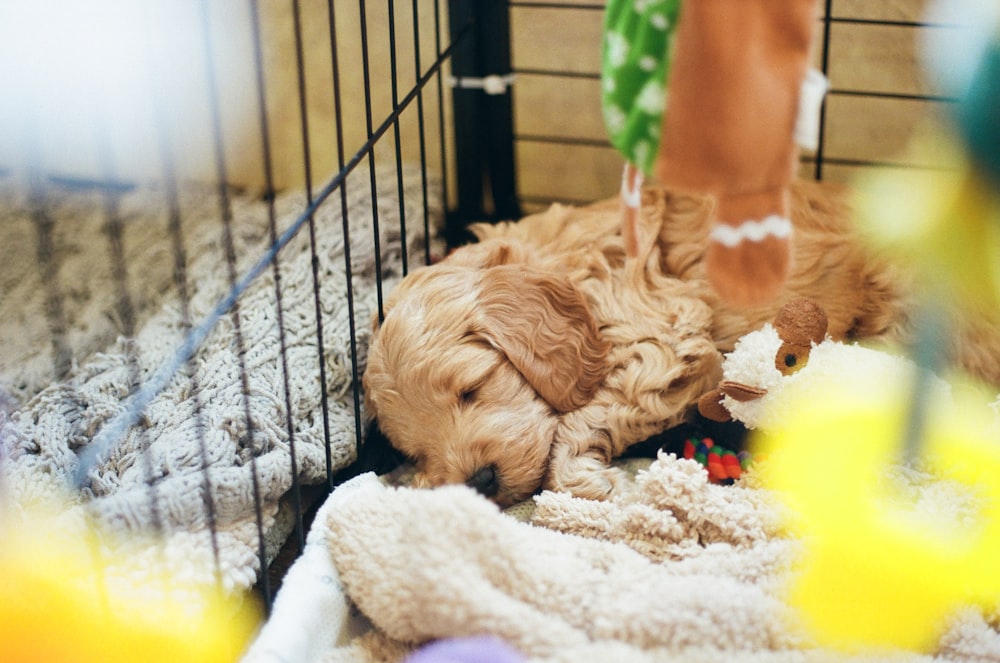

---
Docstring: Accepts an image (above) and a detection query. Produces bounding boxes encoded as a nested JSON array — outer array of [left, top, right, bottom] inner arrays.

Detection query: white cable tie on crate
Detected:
[[449, 73, 516, 95]]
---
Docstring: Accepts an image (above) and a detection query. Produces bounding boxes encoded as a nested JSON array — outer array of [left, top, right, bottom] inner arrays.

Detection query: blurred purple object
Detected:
[[404, 636, 525, 663]]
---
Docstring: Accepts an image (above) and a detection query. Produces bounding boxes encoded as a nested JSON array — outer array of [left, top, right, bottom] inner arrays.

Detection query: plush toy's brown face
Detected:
[[363, 242, 610, 506]]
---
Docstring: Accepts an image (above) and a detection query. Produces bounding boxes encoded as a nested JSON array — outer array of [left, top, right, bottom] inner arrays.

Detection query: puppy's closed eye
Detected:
[[459, 388, 478, 405]]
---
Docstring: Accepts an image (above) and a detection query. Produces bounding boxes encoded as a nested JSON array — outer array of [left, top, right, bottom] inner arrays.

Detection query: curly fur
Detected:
[[363, 180, 998, 505]]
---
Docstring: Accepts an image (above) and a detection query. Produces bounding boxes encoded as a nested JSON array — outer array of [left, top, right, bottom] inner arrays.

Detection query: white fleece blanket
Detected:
[[0, 168, 442, 592], [244, 454, 1000, 663]]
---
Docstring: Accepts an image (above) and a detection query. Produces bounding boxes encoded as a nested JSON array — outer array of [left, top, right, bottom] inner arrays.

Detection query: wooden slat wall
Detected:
[[509, 0, 956, 211], [232, 0, 449, 191], [510, 2, 612, 207], [3, 0, 963, 215]]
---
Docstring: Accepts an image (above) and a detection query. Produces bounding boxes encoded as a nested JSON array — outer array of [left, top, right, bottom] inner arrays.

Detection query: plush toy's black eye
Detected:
[[775, 342, 810, 376], [467, 465, 500, 497]]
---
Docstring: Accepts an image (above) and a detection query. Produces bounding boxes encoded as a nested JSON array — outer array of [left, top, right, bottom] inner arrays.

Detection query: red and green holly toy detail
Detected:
[[682, 437, 752, 485]]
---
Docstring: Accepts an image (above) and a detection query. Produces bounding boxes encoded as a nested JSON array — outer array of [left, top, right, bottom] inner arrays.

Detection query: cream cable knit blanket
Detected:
[[0, 168, 441, 592], [245, 454, 1000, 663]]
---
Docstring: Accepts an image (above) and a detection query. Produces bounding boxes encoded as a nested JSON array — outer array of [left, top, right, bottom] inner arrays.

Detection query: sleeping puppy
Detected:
[[362, 180, 997, 506]]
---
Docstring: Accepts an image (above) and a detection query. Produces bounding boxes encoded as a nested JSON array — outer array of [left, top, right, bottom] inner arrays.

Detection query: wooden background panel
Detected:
[[6, 0, 960, 208], [515, 0, 604, 6], [508, 0, 958, 202], [510, 3, 612, 206], [514, 74, 605, 141], [831, 0, 929, 22], [802, 161, 960, 186], [516, 141, 621, 207], [827, 22, 932, 96], [823, 96, 955, 167], [235, 0, 449, 191], [510, 5, 604, 75]]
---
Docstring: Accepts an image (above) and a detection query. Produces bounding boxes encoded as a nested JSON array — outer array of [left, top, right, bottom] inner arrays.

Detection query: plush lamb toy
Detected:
[[699, 299, 1000, 652], [697, 298, 952, 431]]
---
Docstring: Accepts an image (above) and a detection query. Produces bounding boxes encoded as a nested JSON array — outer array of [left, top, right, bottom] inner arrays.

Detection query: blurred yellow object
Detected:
[[854, 129, 1000, 313], [752, 376, 1000, 651], [0, 517, 261, 663]]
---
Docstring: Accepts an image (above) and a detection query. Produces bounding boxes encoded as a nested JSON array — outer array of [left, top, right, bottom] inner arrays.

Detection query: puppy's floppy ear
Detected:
[[475, 265, 610, 412]]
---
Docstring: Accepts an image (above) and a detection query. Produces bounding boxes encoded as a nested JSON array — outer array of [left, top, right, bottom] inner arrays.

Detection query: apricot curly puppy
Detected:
[[363, 181, 998, 506]]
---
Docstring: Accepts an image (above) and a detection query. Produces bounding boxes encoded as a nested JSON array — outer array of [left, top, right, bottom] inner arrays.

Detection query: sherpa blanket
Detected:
[[0, 167, 441, 592], [243, 454, 1000, 663]]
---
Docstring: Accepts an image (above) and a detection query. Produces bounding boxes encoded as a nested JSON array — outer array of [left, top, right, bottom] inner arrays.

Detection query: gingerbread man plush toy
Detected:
[[603, 0, 825, 306]]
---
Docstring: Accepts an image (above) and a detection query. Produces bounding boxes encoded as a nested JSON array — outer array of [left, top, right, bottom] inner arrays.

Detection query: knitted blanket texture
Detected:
[[0, 169, 440, 591]]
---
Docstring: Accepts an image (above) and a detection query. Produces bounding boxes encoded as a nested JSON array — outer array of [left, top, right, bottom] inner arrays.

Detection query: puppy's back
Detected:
[[469, 181, 1000, 386]]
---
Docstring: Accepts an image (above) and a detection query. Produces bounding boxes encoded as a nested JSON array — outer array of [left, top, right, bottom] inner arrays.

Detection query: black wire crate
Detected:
[[0, 0, 505, 616]]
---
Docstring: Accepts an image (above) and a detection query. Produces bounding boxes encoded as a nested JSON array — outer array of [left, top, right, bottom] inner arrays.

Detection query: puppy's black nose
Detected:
[[466, 464, 500, 497]]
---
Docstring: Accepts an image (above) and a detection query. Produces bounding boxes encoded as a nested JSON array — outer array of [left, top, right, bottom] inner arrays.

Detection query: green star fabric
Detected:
[[601, 0, 681, 176]]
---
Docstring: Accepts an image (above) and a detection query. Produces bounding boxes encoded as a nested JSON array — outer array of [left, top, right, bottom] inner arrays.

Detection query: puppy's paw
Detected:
[[544, 454, 628, 501]]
